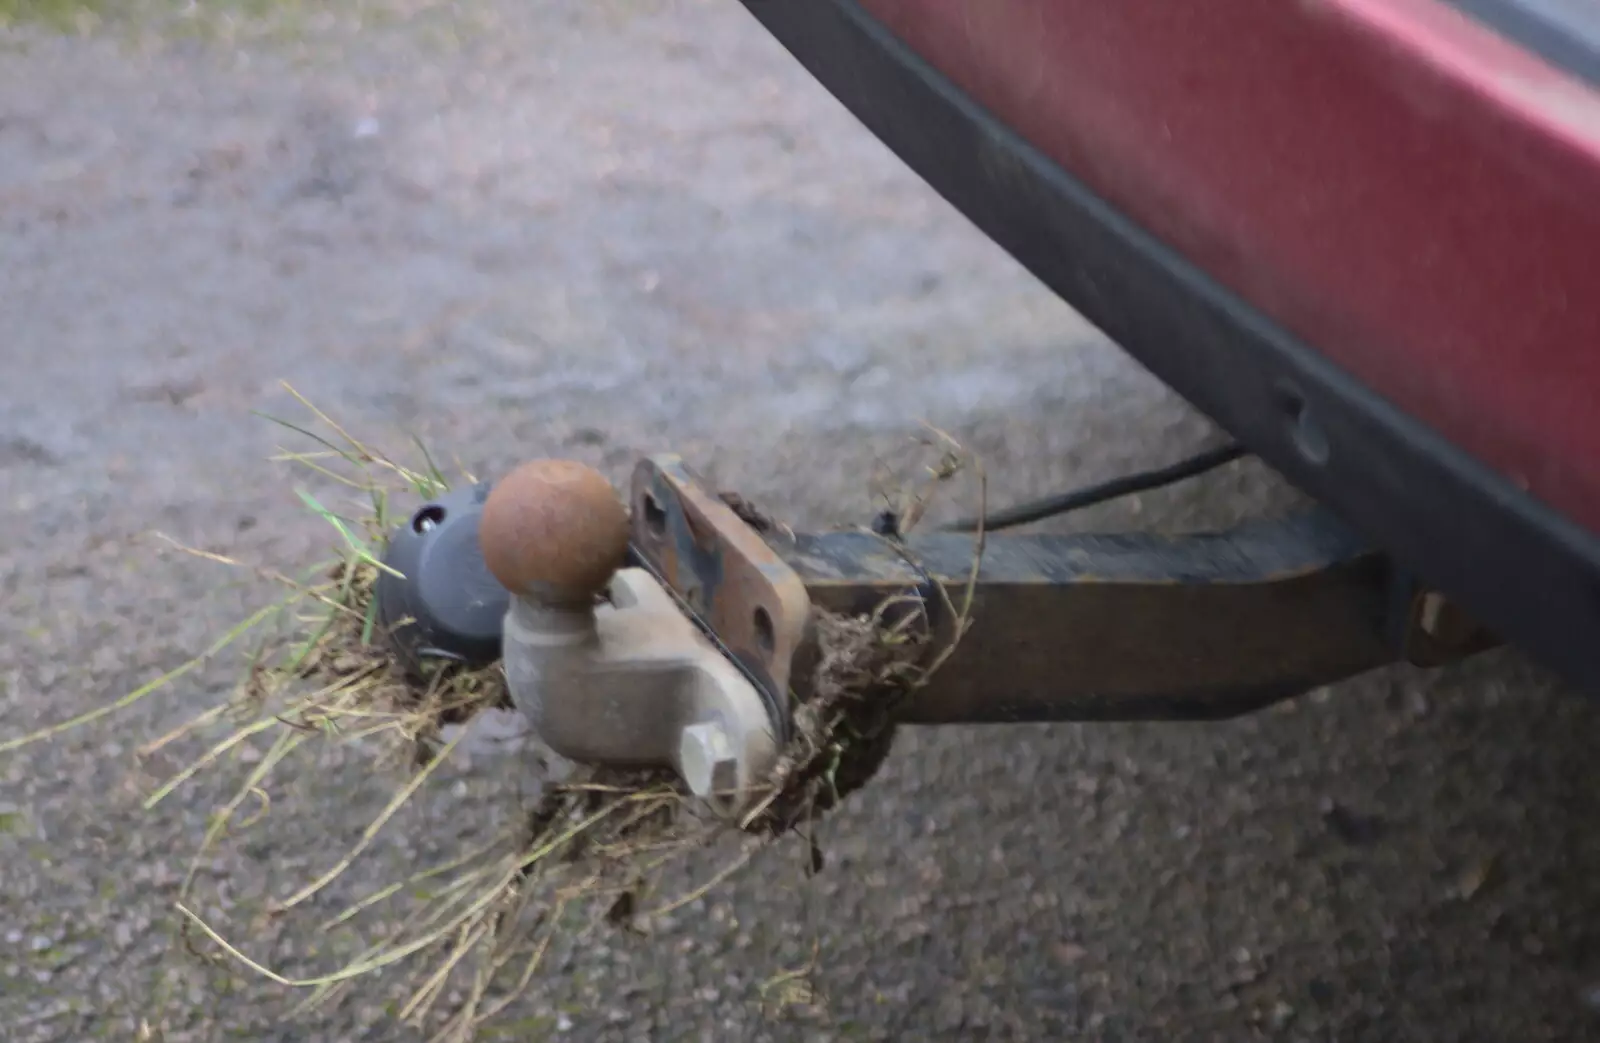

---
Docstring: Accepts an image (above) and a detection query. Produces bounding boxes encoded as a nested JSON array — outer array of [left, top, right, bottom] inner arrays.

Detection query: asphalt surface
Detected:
[[4, 3, 1600, 1041]]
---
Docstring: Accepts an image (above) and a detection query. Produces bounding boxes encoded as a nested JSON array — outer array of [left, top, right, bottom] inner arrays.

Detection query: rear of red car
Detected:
[[736, 0, 1600, 696]]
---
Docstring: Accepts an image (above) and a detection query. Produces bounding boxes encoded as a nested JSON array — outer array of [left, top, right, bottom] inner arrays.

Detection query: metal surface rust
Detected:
[[628, 456, 812, 735], [1398, 587, 1501, 667]]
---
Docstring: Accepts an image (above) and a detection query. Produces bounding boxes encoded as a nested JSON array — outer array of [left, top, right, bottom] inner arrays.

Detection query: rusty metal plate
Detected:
[[1398, 587, 1500, 668], [627, 456, 811, 738]]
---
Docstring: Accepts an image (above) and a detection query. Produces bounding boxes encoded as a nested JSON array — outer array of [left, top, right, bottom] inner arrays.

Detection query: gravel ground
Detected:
[[4, 3, 1600, 1041]]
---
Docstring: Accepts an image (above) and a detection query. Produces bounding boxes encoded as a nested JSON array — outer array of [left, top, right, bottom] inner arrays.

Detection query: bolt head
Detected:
[[678, 721, 739, 801]]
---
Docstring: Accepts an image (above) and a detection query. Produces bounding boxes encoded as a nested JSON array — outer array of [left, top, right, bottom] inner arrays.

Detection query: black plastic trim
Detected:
[[736, 0, 1600, 696]]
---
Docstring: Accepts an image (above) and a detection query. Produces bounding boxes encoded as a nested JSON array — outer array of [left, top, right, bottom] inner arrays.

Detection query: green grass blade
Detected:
[[361, 586, 380, 646], [253, 411, 362, 465], [0, 598, 289, 754], [295, 488, 372, 556], [409, 434, 450, 497]]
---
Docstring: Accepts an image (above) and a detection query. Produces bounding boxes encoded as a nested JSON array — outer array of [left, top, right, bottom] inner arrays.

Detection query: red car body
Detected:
[[738, 0, 1600, 694], [861, 0, 1600, 533]]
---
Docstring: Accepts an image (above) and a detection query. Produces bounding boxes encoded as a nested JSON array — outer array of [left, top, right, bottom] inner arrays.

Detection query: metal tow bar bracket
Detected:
[[377, 453, 1499, 811], [621, 458, 1499, 724], [625, 456, 812, 739]]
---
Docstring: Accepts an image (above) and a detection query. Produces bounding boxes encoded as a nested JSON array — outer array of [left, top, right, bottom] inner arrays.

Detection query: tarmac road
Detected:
[[3, 3, 1600, 1040]]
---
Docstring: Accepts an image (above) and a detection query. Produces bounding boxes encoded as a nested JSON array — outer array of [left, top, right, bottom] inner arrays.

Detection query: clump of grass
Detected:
[[10, 385, 984, 1040], [743, 428, 986, 840]]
